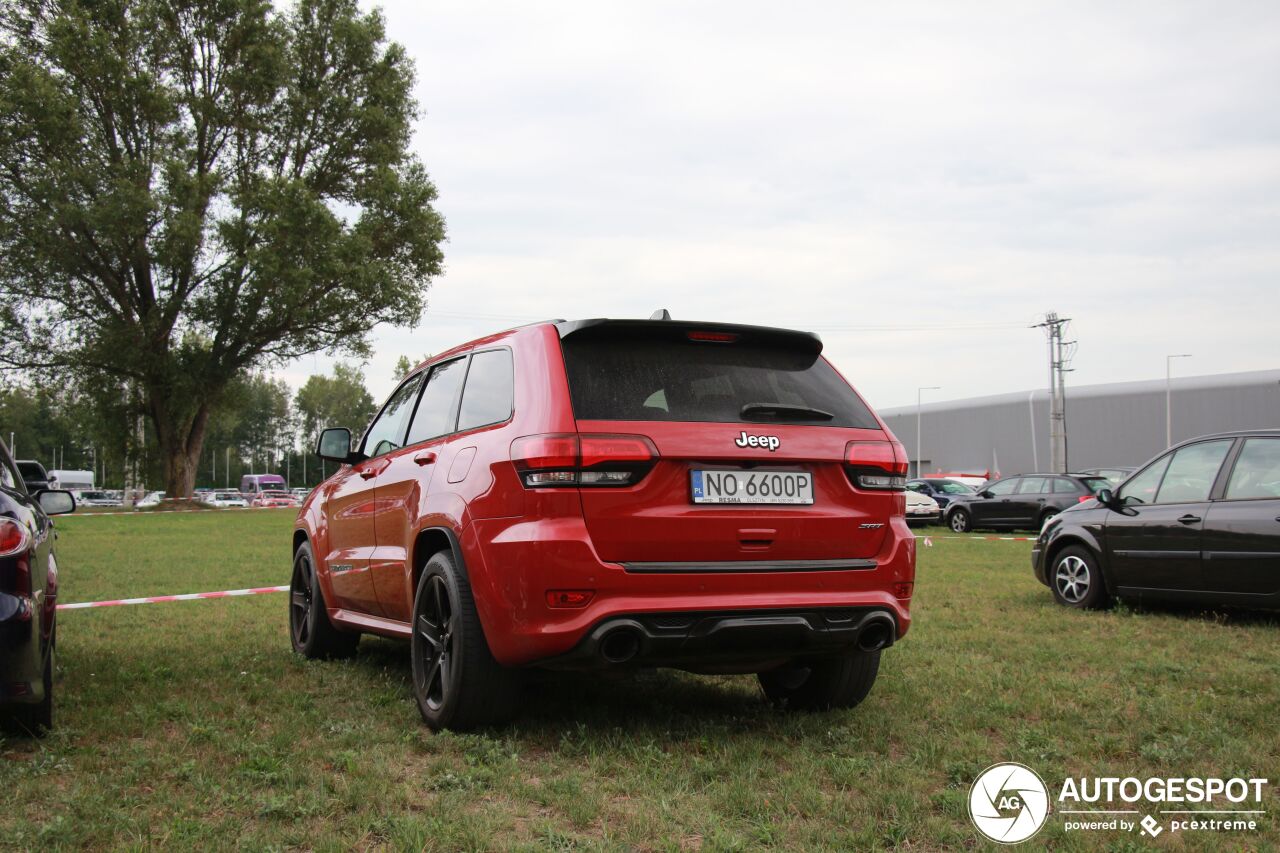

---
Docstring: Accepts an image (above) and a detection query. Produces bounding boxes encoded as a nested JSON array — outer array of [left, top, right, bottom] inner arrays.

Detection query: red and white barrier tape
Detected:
[[60, 506, 296, 518], [56, 585, 288, 610], [915, 535, 1035, 542]]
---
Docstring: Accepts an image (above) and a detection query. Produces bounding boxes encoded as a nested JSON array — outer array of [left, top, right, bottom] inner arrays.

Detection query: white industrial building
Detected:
[[879, 369, 1280, 478]]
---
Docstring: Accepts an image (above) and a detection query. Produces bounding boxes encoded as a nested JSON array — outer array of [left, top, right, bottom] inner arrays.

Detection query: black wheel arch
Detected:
[[412, 526, 469, 596]]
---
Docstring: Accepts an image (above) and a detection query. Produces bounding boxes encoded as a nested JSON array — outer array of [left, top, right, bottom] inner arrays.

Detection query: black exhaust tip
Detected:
[[599, 628, 643, 664], [856, 616, 895, 652]]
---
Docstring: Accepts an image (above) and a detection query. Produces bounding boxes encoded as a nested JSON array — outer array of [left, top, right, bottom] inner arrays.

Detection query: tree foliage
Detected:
[[294, 361, 374, 447], [0, 0, 445, 496]]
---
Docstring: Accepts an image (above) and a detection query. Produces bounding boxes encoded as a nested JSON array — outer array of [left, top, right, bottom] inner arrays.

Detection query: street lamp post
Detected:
[[917, 386, 941, 479], [1166, 354, 1192, 447]]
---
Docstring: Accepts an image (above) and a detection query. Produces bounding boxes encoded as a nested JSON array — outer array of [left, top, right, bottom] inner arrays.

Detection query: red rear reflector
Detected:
[[686, 331, 738, 343], [893, 582, 914, 599], [546, 590, 594, 608], [0, 520, 29, 558]]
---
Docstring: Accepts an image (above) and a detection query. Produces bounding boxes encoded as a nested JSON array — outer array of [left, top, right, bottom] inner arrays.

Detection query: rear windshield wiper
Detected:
[[740, 402, 834, 421]]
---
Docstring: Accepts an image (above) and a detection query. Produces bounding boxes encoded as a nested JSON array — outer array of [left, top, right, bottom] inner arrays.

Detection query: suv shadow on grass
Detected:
[[351, 636, 890, 738]]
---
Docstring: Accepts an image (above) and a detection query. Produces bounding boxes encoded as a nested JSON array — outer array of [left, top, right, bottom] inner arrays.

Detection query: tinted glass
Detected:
[[1016, 477, 1048, 495], [562, 336, 878, 428], [1155, 440, 1232, 504], [457, 350, 514, 432], [985, 479, 1019, 496], [1079, 476, 1109, 494], [406, 358, 467, 445], [1119, 456, 1171, 505], [363, 375, 423, 457], [906, 482, 925, 493], [1225, 438, 1280, 500], [1051, 478, 1079, 494], [935, 481, 973, 495]]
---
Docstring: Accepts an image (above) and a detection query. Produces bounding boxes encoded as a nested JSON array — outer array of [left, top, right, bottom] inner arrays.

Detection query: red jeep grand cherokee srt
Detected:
[[291, 316, 915, 730]]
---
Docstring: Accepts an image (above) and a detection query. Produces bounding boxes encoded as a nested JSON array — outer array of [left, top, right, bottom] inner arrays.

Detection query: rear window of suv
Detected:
[[561, 334, 878, 428]]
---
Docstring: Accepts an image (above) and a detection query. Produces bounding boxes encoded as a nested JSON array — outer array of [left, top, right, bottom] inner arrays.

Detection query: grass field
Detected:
[[0, 510, 1275, 850]]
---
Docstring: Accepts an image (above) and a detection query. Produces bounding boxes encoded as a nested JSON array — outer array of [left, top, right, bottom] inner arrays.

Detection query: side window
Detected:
[[1225, 438, 1280, 500], [362, 375, 424, 457], [1051, 478, 1078, 494], [1119, 456, 1171, 506], [1155, 440, 1233, 504], [406, 358, 468, 445], [456, 350, 514, 432], [906, 482, 924, 493], [1016, 477, 1048, 495], [985, 479, 1019, 496]]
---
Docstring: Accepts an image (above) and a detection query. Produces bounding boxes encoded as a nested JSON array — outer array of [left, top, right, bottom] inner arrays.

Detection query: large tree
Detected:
[[0, 0, 445, 497]]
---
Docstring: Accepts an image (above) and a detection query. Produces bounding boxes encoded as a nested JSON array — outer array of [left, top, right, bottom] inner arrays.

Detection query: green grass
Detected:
[[0, 512, 1275, 850]]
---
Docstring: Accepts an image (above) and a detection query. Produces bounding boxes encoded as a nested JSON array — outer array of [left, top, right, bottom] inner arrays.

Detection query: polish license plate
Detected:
[[690, 470, 814, 505]]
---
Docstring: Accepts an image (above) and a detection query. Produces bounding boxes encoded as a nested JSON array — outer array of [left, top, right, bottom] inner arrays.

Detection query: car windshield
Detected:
[[261, 491, 290, 498], [932, 481, 973, 495]]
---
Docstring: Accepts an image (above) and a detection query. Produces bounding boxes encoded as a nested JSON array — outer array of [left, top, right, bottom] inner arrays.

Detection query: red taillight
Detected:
[[511, 434, 658, 487], [1078, 495, 1094, 503], [844, 440, 908, 490], [686, 331, 739, 343], [893, 582, 914, 599], [0, 519, 29, 558]]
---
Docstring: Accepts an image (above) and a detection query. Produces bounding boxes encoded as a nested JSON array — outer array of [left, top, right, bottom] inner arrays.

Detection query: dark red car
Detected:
[[0, 437, 74, 734], [291, 317, 916, 729]]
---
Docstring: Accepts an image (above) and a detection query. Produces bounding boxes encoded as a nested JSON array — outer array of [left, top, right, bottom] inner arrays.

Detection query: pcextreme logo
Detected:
[[969, 763, 1052, 844]]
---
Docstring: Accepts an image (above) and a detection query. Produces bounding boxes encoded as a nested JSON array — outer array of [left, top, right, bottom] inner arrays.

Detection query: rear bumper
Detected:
[[541, 607, 898, 671], [465, 515, 916, 667]]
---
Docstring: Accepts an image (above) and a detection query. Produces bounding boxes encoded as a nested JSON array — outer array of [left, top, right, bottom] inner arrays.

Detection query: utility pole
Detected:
[[1033, 312, 1077, 473], [1166, 353, 1192, 447], [916, 386, 940, 478]]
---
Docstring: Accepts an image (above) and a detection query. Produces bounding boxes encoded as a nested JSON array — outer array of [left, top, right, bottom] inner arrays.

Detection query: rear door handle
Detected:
[[1178, 514, 1202, 525], [414, 451, 437, 467]]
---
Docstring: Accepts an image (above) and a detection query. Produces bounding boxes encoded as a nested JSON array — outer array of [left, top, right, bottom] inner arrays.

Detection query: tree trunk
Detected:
[[152, 396, 213, 500]]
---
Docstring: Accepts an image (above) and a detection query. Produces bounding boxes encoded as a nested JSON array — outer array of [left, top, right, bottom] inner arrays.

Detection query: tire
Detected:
[[948, 508, 972, 533], [289, 541, 359, 659], [410, 550, 521, 731], [1038, 509, 1059, 529], [1049, 545, 1110, 609], [8, 633, 53, 736], [758, 650, 881, 711]]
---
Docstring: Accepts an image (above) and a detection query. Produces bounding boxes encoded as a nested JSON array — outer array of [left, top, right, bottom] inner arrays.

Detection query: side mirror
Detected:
[[37, 489, 76, 516], [1095, 488, 1115, 507], [979, 490, 992, 498], [316, 427, 359, 463]]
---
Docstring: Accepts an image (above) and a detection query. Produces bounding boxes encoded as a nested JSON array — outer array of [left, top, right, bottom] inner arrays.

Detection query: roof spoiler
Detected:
[[556, 318, 823, 354]]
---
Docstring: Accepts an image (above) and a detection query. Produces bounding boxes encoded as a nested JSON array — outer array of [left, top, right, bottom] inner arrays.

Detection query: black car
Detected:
[[906, 477, 976, 509], [1080, 466, 1136, 486], [944, 472, 1110, 533], [1033, 430, 1280, 610], [0, 439, 74, 733]]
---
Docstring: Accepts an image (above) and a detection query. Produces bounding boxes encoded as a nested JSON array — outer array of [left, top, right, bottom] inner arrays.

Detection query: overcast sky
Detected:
[[279, 0, 1280, 411]]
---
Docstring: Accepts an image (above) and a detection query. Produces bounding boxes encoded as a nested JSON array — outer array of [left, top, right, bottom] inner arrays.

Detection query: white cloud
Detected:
[[283, 0, 1280, 411]]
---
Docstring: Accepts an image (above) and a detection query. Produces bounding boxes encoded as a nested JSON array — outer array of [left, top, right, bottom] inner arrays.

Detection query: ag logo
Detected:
[[968, 763, 1051, 844]]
